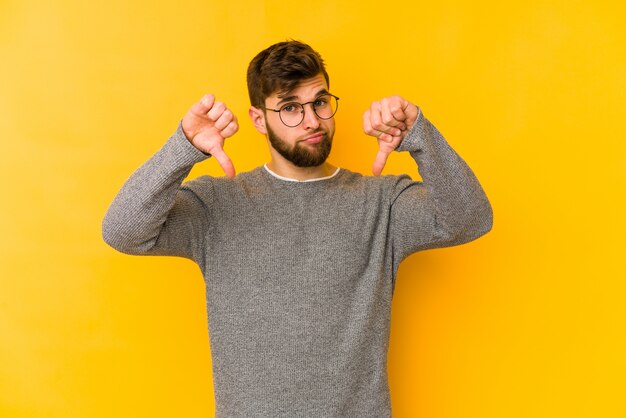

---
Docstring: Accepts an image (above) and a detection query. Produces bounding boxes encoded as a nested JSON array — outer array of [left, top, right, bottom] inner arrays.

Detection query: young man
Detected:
[[103, 41, 492, 417]]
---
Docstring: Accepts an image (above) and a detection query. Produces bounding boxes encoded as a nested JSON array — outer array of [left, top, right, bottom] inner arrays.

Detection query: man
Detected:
[[103, 40, 492, 417]]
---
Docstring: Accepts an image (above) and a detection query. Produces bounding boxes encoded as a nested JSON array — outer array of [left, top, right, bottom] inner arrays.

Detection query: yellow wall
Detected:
[[1, 1, 624, 416]]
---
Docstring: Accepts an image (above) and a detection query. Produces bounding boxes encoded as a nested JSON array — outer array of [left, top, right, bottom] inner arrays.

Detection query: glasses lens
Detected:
[[279, 103, 305, 127], [313, 95, 338, 120]]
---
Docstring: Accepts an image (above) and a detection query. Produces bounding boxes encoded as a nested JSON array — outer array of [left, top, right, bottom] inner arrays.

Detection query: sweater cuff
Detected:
[[168, 121, 212, 165], [395, 107, 425, 153]]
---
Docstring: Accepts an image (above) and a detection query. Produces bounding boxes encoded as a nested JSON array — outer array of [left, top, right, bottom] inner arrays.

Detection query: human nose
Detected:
[[301, 103, 320, 129]]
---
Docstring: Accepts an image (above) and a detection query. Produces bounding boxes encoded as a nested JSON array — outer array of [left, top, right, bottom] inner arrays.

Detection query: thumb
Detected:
[[372, 149, 391, 176], [209, 146, 236, 178]]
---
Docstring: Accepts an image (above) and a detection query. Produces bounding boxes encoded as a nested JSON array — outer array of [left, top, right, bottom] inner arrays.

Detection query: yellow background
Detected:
[[1, 0, 624, 417]]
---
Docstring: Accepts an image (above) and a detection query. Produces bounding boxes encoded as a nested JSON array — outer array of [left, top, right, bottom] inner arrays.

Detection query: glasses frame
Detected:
[[263, 94, 340, 128]]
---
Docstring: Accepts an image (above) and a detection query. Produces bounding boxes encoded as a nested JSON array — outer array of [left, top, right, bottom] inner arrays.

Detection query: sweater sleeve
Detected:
[[102, 123, 212, 262], [389, 111, 493, 266]]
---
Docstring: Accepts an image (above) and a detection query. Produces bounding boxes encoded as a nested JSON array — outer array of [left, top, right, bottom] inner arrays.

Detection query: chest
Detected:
[[205, 185, 391, 278]]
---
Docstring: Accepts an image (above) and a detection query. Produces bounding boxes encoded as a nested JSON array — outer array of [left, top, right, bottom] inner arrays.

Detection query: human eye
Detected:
[[314, 97, 329, 107], [281, 103, 301, 113]]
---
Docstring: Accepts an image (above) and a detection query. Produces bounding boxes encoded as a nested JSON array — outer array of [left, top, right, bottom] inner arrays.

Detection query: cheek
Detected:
[[269, 123, 297, 144], [323, 118, 335, 133], [276, 125, 295, 141]]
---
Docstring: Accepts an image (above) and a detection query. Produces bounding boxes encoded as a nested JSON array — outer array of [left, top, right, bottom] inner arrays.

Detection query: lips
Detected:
[[301, 132, 325, 144]]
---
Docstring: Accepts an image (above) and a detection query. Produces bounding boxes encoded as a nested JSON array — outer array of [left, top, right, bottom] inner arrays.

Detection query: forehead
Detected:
[[268, 74, 329, 104]]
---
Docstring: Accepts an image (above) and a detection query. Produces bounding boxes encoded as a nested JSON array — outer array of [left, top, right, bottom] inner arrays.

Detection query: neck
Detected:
[[266, 159, 336, 181]]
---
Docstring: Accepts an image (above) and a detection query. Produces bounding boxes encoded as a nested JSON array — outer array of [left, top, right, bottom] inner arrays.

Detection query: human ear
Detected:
[[248, 106, 267, 135]]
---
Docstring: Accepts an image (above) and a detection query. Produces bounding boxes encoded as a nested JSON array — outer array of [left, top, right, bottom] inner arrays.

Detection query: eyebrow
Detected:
[[276, 89, 330, 106]]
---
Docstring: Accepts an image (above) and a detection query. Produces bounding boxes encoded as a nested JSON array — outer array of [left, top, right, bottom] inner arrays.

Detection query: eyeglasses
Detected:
[[264, 94, 339, 127]]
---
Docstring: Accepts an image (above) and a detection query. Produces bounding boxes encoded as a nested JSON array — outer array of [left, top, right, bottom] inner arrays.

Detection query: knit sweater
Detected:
[[102, 111, 493, 417]]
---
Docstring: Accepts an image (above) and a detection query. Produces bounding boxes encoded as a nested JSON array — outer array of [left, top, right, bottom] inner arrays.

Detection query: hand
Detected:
[[363, 95, 419, 176], [182, 94, 239, 177]]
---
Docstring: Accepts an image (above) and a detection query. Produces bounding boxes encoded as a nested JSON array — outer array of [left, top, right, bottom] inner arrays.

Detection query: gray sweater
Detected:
[[103, 112, 493, 417]]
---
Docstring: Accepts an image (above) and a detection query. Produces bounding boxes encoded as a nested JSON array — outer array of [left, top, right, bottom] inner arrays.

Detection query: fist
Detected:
[[182, 94, 239, 177], [363, 95, 419, 176]]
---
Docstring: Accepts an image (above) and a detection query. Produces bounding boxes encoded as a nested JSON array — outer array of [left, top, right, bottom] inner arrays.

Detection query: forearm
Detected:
[[394, 112, 493, 250], [102, 123, 209, 256]]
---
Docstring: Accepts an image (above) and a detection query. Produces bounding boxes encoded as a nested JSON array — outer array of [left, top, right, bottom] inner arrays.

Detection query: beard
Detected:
[[267, 124, 333, 168]]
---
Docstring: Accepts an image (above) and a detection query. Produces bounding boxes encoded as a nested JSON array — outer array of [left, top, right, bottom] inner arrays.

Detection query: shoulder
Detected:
[[334, 169, 416, 201], [336, 168, 413, 187], [180, 167, 266, 199]]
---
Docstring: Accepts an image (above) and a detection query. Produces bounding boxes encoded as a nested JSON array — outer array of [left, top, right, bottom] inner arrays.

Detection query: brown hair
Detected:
[[247, 40, 330, 108]]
